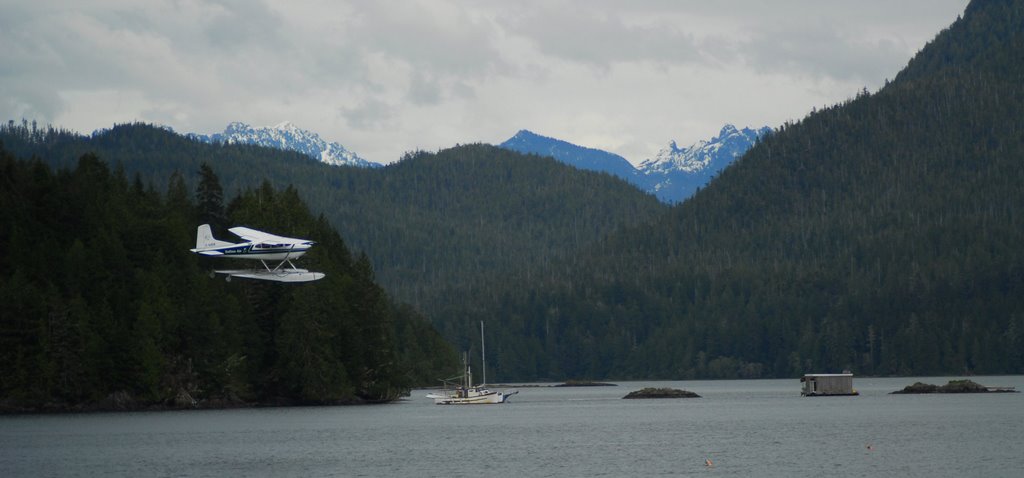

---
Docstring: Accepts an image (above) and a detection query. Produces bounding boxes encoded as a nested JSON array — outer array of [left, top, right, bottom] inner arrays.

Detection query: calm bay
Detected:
[[2, 376, 1022, 477]]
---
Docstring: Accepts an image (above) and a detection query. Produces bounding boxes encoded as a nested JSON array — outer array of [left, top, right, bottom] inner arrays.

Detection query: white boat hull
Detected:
[[429, 388, 518, 405], [430, 323, 517, 405]]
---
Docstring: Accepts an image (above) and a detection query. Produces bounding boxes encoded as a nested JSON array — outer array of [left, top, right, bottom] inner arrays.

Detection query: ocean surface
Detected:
[[1, 376, 1022, 477]]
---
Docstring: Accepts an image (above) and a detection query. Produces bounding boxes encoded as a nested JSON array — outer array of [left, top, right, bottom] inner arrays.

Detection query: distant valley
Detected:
[[189, 121, 768, 204], [500, 125, 770, 203]]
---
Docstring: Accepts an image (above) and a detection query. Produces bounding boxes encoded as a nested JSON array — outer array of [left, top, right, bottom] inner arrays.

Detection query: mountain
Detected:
[[461, 0, 1023, 380], [638, 124, 772, 203], [499, 130, 645, 185], [0, 122, 668, 382], [498, 125, 769, 203], [191, 121, 380, 168], [5, 0, 1017, 383]]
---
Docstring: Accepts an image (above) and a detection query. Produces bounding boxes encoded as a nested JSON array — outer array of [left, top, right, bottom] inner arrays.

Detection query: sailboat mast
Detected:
[[481, 321, 486, 387]]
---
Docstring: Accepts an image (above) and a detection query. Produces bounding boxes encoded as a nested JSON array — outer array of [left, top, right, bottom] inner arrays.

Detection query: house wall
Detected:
[[802, 374, 854, 395], [816, 375, 853, 394]]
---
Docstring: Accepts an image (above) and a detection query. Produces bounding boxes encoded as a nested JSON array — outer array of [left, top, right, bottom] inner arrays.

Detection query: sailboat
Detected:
[[426, 322, 518, 405]]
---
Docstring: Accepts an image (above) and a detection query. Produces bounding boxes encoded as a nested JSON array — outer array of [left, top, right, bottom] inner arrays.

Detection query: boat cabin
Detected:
[[801, 373, 858, 396]]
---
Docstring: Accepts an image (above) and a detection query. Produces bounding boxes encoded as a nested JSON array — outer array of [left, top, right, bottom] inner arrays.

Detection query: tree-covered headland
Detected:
[[0, 149, 457, 412]]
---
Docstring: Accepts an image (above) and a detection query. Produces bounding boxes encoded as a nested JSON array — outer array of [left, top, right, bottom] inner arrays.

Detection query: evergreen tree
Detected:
[[0, 148, 457, 411], [196, 162, 226, 231]]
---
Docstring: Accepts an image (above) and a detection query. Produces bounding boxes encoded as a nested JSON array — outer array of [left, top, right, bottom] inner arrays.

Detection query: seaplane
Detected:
[[190, 224, 325, 283]]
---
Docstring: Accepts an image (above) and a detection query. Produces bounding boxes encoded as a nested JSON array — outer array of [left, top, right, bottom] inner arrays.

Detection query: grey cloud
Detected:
[[330, 2, 502, 115], [406, 71, 477, 106], [345, 1, 505, 77], [0, 0, 335, 128], [495, 0, 962, 83], [1, 86, 62, 122], [407, 71, 442, 106], [202, 0, 284, 50], [741, 25, 910, 83], [0, 11, 115, 119], [498, 7, 706, 68], [341, 97, 394, 130], [0, 7, 65, 118], [0, 0, 970, 165], [1, 4, 195, 118]]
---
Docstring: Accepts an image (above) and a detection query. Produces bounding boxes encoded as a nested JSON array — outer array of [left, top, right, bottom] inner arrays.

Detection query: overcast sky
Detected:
[[3, 0, 968, 165]]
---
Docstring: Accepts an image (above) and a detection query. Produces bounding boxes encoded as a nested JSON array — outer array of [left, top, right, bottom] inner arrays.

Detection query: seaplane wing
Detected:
[[228, 226, 308, 245]]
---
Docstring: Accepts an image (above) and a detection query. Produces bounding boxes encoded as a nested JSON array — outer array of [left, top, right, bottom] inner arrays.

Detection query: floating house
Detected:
[[801, 373, 858, 396]]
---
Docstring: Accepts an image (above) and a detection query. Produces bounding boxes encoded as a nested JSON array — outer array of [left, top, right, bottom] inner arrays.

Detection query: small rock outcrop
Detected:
[[622, 387, 700, 399], [892, 379, 1018, 394]]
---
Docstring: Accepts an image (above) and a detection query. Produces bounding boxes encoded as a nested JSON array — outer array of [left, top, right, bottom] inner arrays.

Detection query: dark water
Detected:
[[2, 376, 1022, 477]]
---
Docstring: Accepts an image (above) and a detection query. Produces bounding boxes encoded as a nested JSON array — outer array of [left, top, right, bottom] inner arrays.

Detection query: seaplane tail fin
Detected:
[[194, 224, 233, 250]]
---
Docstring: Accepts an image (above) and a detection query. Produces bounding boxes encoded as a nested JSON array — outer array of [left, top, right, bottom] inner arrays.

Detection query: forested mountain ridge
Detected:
[[5, 0, 1017, 385], [329, 145, 667, 317], [455, 0, 1023, 380], [0, 149, 458, 411], [0, 121, 669, 376]]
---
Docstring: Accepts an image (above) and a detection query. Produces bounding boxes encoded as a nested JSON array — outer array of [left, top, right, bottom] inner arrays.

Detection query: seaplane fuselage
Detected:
[[202, 241, 313, 261]]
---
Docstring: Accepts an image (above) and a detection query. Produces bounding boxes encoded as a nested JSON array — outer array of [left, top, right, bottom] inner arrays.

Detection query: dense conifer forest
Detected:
[[0, 122, 668, 319], [0, 149, 457, 411], [0, 121, 668, 382], [439, 0, 1024, 380], [2, 0, 1021, 390]]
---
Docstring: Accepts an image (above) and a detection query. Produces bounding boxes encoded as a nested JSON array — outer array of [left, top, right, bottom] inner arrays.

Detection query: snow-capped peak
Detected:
[[498, 124, 770, 203], [639, 124, 769, 174], [636, 124, 771, 202], [718, 124, 739, 137], [191, 122, 380, 168]]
